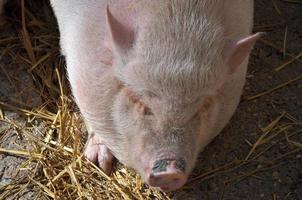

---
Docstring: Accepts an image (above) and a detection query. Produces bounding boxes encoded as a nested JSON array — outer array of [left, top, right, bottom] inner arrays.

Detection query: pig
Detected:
[[49, 0, 259, 192]]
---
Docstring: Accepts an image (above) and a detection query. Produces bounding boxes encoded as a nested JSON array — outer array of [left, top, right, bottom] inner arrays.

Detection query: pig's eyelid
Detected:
[[193, 97, 201, 104], [143, 107, 153, 116], [125, 89, 154, 115], [191, 99, 209, 120], [188, 96, 202, 106], [148, 93, 158, 99], [140, 90, 158, 98]]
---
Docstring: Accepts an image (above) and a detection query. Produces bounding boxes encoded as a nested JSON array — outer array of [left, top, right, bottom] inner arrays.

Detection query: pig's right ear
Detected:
[[106, 6, 134, 58], [223, 33, 262, 74]]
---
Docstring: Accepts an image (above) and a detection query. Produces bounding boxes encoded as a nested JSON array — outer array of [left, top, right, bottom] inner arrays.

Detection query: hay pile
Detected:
[[0, 86, 170, 199], [0, 0, 301, 199]]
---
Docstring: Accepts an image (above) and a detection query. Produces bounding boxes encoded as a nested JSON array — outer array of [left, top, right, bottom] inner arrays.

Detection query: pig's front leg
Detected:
[[84, 133, 114, 174]]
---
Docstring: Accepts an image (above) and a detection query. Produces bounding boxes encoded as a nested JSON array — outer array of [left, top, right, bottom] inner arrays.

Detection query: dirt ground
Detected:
[[0, 0, 301, 199]]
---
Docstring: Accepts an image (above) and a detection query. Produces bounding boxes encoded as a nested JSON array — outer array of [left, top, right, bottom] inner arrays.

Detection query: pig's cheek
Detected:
[[196, 110, 212, 150], [198, 110, 210, 134], [196, 100, 217, 143], [197, 97, 222, 148], [198, 97, 213, 131]]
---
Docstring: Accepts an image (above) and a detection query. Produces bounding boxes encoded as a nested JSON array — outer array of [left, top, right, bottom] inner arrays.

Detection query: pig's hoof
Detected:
[[84, 134, 113, 175]]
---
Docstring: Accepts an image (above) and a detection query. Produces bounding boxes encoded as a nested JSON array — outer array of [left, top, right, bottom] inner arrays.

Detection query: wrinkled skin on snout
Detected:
[[49, 0, 259, 192]]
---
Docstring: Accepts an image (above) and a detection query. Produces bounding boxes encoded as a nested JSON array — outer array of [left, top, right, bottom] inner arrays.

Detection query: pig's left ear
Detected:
[[223, 33, 262, 74], [106, 6, 134, 58]]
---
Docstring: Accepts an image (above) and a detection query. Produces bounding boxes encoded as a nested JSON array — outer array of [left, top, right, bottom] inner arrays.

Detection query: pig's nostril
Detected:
[[152, 158, 186, 173], [175, 158, 186, 172], [152, 159, 169, 173]]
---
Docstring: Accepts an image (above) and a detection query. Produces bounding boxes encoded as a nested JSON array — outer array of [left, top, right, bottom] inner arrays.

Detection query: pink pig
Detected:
[[49, 0, 260, 192]]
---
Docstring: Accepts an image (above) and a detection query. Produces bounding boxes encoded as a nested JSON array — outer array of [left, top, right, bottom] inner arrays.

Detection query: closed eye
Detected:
[[143, 106, 153, 116], [191, 96, 215, 121], [123, 87, 154, 116]]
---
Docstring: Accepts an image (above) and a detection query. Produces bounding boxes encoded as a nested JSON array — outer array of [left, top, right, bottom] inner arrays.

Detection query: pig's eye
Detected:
[[135, 100, 153, 116], [123, 87, 153, 116], [191, 109, 200, 120], [143, 106, 153, 116], [133, 99, 153, 116], [145, 90, 158, 99]]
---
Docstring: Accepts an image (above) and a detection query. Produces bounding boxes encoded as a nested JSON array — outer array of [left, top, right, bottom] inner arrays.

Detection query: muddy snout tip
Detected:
[[147, 158, 187, 192]]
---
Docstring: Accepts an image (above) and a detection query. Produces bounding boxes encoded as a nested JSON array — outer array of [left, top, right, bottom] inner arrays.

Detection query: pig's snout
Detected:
[[147, 159, 187, 192]]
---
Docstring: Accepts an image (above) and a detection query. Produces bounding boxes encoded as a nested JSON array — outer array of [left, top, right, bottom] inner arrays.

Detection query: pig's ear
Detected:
[[106, 6, 134, 56], [223, 32, 262, 73]]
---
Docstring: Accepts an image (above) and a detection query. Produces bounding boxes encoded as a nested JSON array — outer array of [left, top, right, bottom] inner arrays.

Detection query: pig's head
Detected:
[[104, 6, 260, 191]]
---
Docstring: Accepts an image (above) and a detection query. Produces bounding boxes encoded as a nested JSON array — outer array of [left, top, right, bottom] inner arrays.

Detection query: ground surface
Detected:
[[0, 0, 301, 200]]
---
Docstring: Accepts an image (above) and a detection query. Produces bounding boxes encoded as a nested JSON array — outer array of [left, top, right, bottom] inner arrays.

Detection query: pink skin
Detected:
[[85, 133, 188, 191], [81, 27, 261, 189], [50, 0, 259, 192], [1, 0, 260, 192], [147, 159, 187, 192], [84, 134, 114, 175]]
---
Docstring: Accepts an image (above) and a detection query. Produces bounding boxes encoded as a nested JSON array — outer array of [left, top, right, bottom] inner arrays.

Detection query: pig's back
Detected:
[[50, 0, 254, 87], [51, 0, 253, 67]]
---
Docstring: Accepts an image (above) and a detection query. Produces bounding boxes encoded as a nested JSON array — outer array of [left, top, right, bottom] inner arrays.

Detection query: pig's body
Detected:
[[50, 0, 257, 192]]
